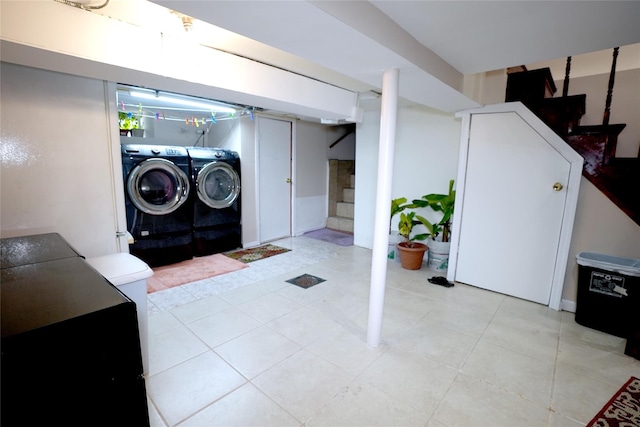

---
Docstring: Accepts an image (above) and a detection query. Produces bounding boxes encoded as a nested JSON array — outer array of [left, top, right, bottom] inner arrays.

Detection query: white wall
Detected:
[[294, 120, 332, 234], [239, 117, 258, 247], [0, 63, 123, 257], [562, 177, 640, 305], [354, 106, 461, 248], [326, 126, 356, 161]]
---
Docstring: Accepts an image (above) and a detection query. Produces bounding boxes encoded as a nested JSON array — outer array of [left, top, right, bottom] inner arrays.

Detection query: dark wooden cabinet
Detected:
[[1, 234, 150, 427]]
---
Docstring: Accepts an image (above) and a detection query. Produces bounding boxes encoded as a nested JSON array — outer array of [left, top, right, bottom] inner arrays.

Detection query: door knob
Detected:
[[552, 182, 564, 191], [286, 178, 292, 184]]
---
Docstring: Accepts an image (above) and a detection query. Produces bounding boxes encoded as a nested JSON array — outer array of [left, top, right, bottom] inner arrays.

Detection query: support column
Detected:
[[367, 68, 399, 348]]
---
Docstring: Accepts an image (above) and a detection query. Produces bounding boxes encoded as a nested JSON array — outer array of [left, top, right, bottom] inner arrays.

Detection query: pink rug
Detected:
[[147, 253, 248, 293]]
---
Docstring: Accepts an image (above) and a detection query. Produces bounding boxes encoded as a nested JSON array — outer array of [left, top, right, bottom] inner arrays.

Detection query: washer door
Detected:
[[127, 158, 190, 215], [196, 161, 240, 209]]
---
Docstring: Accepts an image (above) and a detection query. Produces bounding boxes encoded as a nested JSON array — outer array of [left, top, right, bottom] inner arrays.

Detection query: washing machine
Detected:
[[121, 144, 193, 267], [186, 147, 241, 256]]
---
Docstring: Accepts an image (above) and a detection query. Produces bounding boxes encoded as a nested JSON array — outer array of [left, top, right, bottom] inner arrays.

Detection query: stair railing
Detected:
[[562, 56, 571, 97], [603, 47, 619, 127]]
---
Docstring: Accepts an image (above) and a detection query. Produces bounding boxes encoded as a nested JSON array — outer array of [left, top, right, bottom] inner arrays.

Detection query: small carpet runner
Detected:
[[147, 253, 248, 294], [587, 376, 640, 427], [224, 244, 290, 263]]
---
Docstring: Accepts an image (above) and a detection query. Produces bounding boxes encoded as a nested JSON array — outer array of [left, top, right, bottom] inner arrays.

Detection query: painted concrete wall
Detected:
[[0, 63, 123, 257], [562, 178, 640, 307], [354, 107, 461, 249], [295, 120, 331, 235]]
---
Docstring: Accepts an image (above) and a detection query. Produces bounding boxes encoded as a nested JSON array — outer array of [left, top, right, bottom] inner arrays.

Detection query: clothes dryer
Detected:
[[187, 147, 241, 256], [121, 144, 193, 267]]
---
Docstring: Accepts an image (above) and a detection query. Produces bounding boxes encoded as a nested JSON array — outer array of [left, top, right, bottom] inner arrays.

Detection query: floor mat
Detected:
[[587, 376, 640, 427], [303, 228, 353, 246], [286, 273, 326, 289], [147, 253, 248, 293], [224, 244, 290, 263]]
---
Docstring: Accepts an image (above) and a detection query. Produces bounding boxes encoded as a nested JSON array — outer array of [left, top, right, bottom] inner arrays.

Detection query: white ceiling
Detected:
[[152, 0, 640, 113]]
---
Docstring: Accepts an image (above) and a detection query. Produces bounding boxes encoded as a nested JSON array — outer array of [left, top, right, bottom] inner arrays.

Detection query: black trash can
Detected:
[[575, 252, 640, 338]]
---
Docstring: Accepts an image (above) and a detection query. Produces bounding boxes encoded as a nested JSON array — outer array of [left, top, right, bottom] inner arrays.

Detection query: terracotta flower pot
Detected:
[[396, 241, 427, 270]]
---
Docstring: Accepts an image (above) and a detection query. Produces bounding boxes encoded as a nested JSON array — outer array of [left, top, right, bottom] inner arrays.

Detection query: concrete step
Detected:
[[336, 201, 354, 219], [327, 216, 354, 234], [342, 188, 355, 203]]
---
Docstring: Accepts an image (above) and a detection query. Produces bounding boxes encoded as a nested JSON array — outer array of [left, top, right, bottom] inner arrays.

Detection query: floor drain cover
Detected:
[[286, 274, 326, 289]]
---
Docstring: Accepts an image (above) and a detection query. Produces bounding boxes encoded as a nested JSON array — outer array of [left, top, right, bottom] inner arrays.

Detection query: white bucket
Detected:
[[427, 240, 450, 271]]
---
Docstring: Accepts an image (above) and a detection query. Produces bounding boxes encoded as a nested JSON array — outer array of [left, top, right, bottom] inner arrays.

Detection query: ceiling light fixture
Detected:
[[129, 91, 237, 114]]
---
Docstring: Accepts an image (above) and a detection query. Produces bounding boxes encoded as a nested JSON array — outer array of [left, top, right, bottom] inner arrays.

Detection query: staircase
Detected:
[[505, 51, 640, 226], [327, 159, 355, 234]]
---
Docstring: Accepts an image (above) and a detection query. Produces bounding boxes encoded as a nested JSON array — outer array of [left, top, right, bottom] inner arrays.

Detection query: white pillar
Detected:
[[367, 68, 399, 347]]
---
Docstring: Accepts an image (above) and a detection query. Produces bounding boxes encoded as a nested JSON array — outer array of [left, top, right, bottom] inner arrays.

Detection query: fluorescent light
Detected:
[[130, 91, 237, 114]]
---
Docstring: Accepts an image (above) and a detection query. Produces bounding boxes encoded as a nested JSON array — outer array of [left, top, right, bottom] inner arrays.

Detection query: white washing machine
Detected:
[[86, 253, 153, 375]]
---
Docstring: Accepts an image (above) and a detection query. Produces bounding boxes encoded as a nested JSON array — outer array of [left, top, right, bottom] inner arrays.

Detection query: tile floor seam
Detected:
[[212, 328, 304, 381], [547, 310, 566, 425], [170, 379, 250, 427], [147, 395, 171, 427], [450, 297, 559, 421]]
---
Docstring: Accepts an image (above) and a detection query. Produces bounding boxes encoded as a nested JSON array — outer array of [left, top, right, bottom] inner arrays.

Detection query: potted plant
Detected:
[[412, 179, 456, 271], [395, 206, 431, 270], [118, 111, 143, 137], [388, 197, 409, 262]]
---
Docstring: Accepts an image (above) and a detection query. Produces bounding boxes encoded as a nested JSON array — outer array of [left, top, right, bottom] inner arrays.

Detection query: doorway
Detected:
[[450, 105, 583, 309], [257, 117, 293, 243]]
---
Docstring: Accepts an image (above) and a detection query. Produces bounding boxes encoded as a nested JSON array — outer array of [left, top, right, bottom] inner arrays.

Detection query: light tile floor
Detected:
[[145, 236, 640, 427]]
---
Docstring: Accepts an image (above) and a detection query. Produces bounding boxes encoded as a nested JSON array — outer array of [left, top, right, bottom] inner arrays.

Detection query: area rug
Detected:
[[587, 376, 640, 427], [224, 244, 290, 263], [147, 253, 248, 294], [303, 228, 353, 246], [286, 273, 326, 289]]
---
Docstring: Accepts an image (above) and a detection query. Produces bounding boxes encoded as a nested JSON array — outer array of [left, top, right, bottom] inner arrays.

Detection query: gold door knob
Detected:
[[286, 178, 292, 184], [552, 182, 564, 191]]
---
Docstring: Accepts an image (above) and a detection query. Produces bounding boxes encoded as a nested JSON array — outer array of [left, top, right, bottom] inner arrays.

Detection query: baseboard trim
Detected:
[[242, 240, 260, 249], [295, 224, 326, 236], [561, 299, 577, 313]]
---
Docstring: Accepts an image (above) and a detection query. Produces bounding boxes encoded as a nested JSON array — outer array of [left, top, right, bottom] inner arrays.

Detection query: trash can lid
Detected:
[[86, 253, 153, 285], [576, 252, 640, 277]]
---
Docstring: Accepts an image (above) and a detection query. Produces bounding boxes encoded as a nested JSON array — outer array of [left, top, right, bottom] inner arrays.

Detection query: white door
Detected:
[[454, 112, 573, 305], [258, 117, 292, 242]]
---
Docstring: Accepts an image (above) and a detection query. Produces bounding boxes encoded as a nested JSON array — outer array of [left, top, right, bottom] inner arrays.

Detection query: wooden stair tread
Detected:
[[584, 158, 640, 225], [505, 64, 638, 227], [533, 95, 587, 135], [569, 123, 627, 136]]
